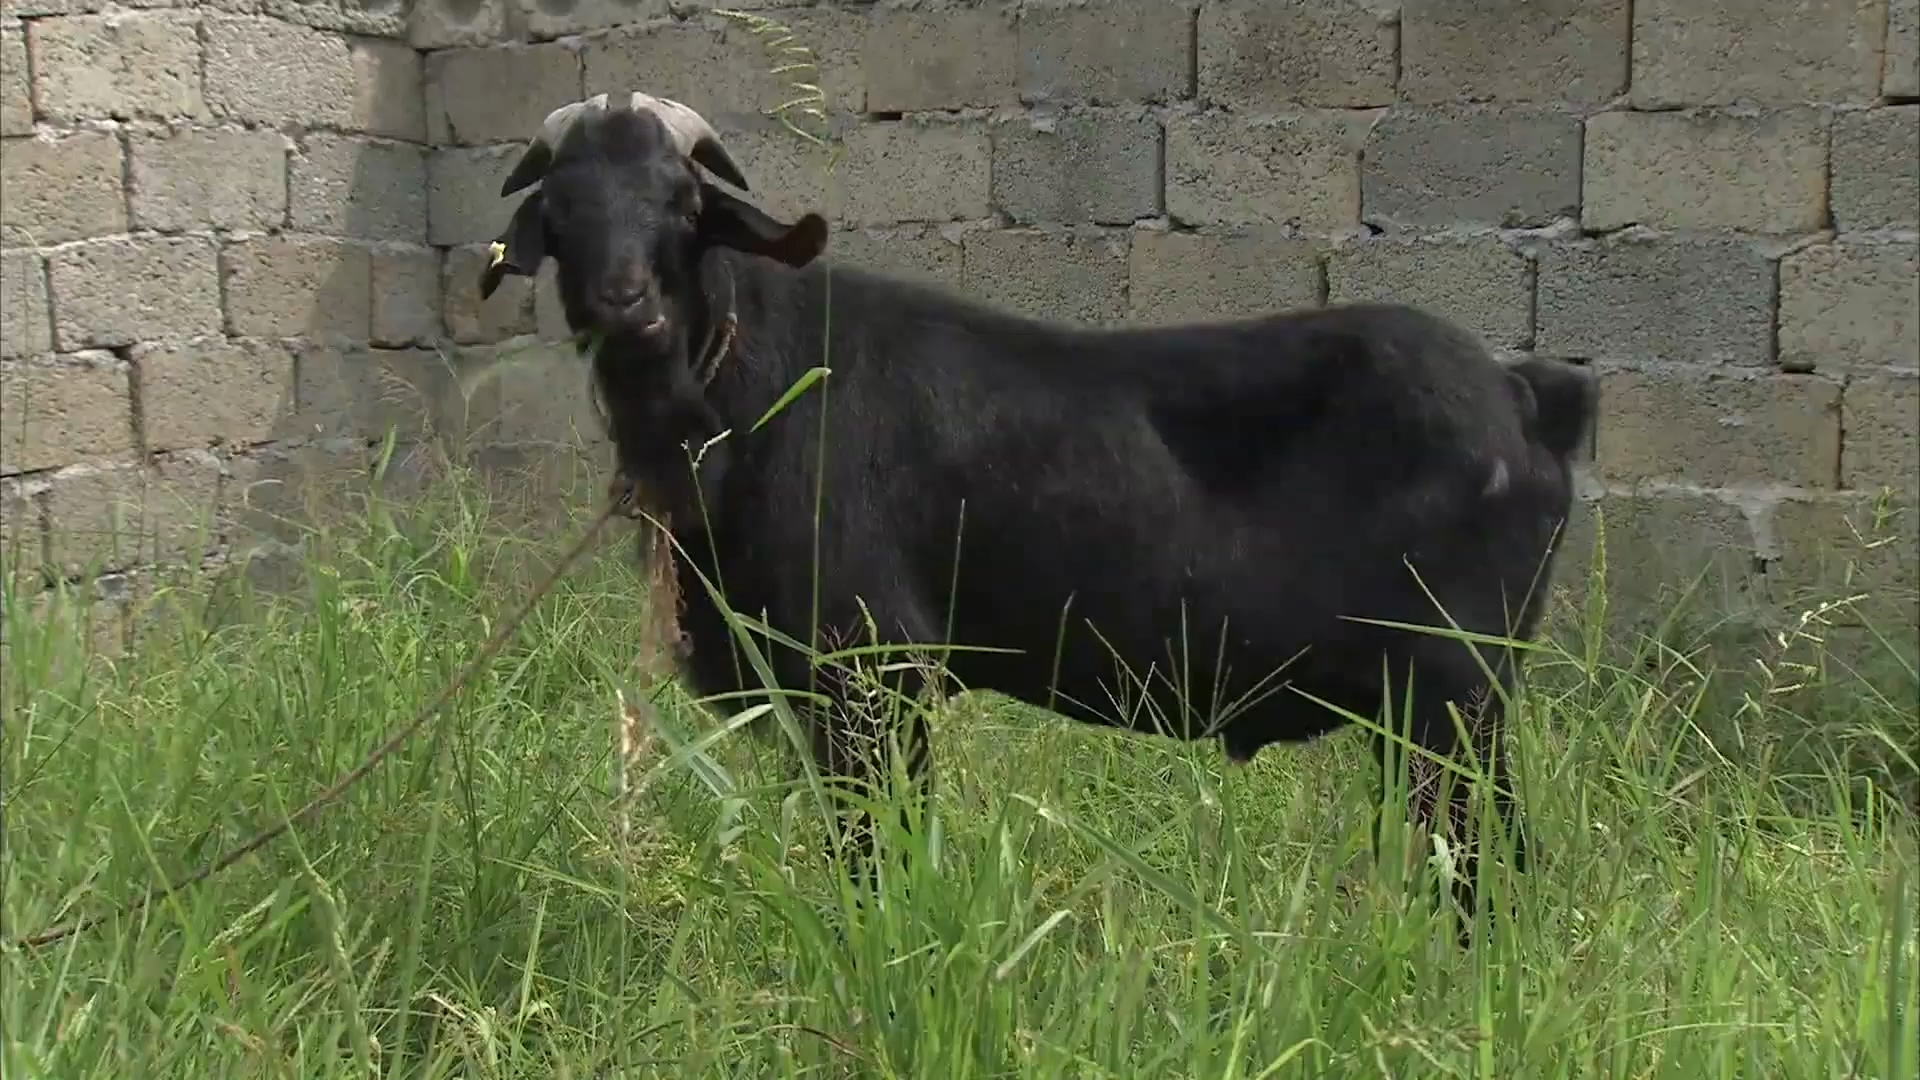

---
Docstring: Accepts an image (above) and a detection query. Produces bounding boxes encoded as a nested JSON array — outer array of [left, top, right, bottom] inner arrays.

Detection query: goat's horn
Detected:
[[498, 92, 755, 197], [498, 95, 609, 197], [623, 92, 752, 193]]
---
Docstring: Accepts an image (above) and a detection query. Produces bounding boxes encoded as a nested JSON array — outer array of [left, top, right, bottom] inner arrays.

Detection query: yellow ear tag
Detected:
[[488, 240, 507, 268]]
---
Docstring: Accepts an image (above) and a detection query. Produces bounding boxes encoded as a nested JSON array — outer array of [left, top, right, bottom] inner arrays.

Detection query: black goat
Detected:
[[480, 93, 1597, 928]]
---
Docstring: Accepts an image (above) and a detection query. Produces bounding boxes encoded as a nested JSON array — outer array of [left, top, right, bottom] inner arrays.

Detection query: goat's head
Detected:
[[479, 92, 829, 351]]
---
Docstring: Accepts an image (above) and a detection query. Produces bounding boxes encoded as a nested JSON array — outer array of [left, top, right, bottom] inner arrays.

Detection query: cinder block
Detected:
[[1582, 109, 1828, 234], [22, 585, 131, 659], [294, 343, 492, 445], [232, 434, 472, 549], [1843, 370, 1920, 495], [1891, 0, 1919, 97], [1, 0, 92, 18], [222, 235, 373, 340], [134, 337, 294, 452], [223, 437, 386, 547], [467, 340, 600, 448], [585, 20, 747, 124], [1831, 107, 1919, 231], [1166, 111, 1371, 228], [1595, 365, 1842, 489], [865, 6, 1018, 112], [290, 135, 427, 241], [824, 225, 964, 288], [961, 228, 1129, 325], [1764, 495, 1918, 617], [0, 352, 133, 474], [520, 0, 670, 41], [0, 130, 127, 246], [0, 250, 52, 359], [1362, 106, 1580, 229], [704, 126, 837, 224], [1779, 241, 1920, 372], [1327, 235, 1531, 349], [304, 2, 411, 41], [1400, 0, 1629, 106], [444, 243, 534, 344], [44, 453, 225, 575], [371, 245, 442, 347], [1020, 0, 1194, 105], [1198, 0, 1396, 109], [206, 15, 423, 137], [426, 40, 580, 147], [428, 144, 521, 246], [14, 0, 144, 20], [840, 119, 991, 227], [992, 112, 1160, 226], [765, 5, 875, 119], [1536, 236, 1774, 366], [407, 0, 508, 49], [1126, 229, 1322, 324], [533, 264, 569, 341], [48, 237, 221, 350], [129, 127, 289, 232], [1554, 490, 1761, 622], [465, 443, 615, 538], [584, 11, 867, 130], [206, 16, 346, 126], [351, 37, 426, 143], [28, 12, 204, 122], [1, 478, 44, 581], [1, 23, 31, 135], [1630, 0, 1885, 108]]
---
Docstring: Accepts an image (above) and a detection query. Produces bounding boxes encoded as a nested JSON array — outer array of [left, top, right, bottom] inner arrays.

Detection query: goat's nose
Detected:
[[600, 281, 646, 308]]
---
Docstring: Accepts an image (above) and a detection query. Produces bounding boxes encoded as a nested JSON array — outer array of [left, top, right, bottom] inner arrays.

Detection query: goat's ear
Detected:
[[479, 191, 549, 301], [696, 181, 828, 268]]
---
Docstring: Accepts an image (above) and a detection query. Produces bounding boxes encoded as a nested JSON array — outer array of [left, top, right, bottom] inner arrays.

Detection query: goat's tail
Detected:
[[1505, 357, 1597, 461]]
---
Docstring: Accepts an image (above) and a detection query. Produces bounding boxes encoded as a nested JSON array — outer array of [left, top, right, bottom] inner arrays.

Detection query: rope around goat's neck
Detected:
[[691, 262, 740, 388]]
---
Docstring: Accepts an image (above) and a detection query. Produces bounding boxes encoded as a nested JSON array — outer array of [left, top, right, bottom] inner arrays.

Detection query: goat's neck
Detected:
[[687, 258, 740, 388]]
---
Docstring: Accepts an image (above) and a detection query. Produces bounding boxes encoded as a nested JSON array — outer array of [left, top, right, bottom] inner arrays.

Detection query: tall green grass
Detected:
[[2, 461, 1915, 1079]]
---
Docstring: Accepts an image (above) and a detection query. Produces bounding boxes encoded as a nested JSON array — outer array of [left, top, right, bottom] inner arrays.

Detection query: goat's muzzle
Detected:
[[600, 302, 671, 342]]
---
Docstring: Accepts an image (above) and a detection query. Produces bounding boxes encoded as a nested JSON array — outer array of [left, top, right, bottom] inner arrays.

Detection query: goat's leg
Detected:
[[798, 645, 940, 899], [1372, 677, 1529, 945], [808, 657, 935, 882]]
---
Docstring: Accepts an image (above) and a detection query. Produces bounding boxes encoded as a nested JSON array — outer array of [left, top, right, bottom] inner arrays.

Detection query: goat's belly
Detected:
[[933, 518, 1480, 745], [951, 626, 1371, 750], [941, 588, 1318, 736]]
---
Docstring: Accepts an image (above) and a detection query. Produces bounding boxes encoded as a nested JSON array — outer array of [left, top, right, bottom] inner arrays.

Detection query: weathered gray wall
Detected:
[[2, 0, 1917, 652]]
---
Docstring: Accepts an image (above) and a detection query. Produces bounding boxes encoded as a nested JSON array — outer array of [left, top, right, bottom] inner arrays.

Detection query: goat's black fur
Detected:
[[484, 105, 1598, 936]]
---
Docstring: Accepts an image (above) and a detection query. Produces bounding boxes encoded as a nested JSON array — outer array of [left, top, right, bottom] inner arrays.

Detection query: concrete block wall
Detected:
[[0, 0, 605, 649], [4, 0, 1918, 647]]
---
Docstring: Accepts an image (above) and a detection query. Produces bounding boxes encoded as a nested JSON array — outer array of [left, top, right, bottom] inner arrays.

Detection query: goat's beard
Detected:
[[627, 482, 688, 687], [582, 297, 724, 697], [609, 457, 691, 698]]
